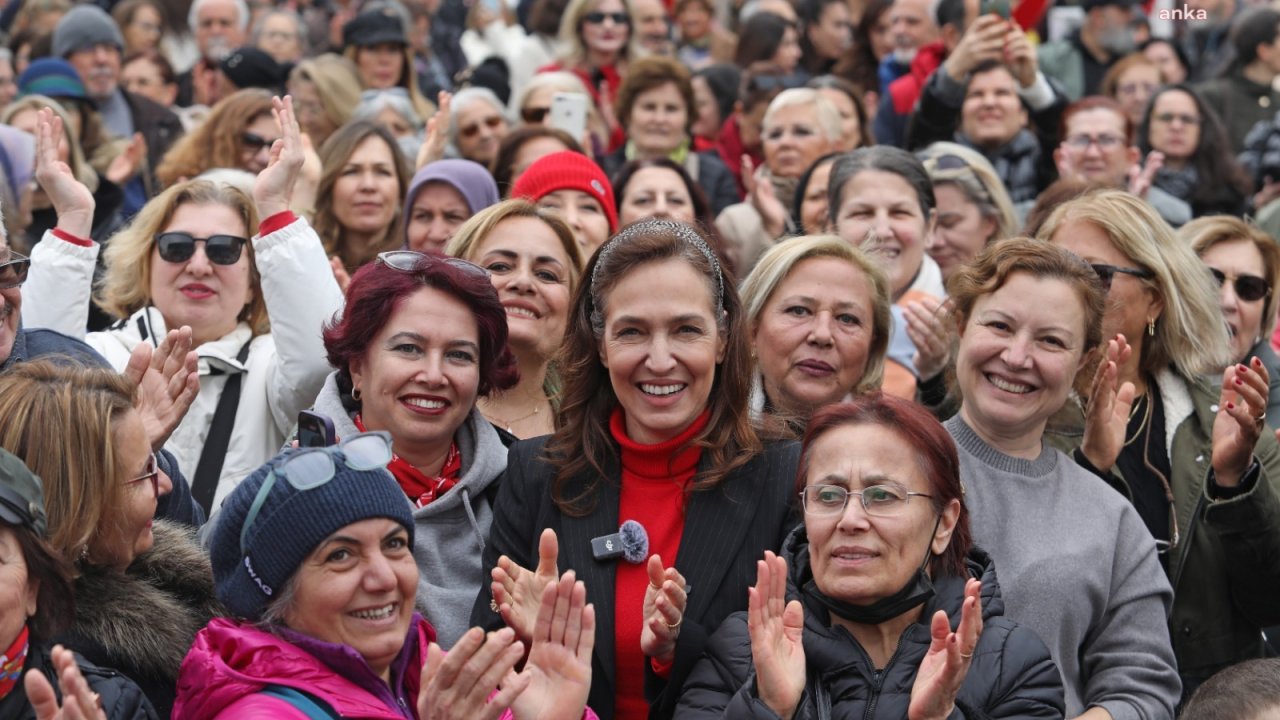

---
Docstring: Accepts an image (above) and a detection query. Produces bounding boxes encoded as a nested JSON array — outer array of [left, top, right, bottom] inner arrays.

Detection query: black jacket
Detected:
[[675, 529, 1066, 719], [601, 147, 742, 216], [0, 641, 157, 720], [472, 436, 801, 720]]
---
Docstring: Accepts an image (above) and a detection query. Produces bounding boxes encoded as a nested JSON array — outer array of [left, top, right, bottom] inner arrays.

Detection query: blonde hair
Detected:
[[919, 142, 1017, 244], [98, 179, 267, 334], [0, 361, 136, 566], [1181, 215, 1280, 340], [763, 88, 843, 144], [740, 235, 892, 394], [0, 96, 98, 193], [445, 198, 585, 294], [1037, 189, 1231, 377], [155, 88, 275, 187], [557, 0, 637, 68], [288, 54, 362, 139]]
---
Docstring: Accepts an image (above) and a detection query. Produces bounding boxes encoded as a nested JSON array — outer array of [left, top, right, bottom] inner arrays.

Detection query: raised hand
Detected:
[[27, 645, 109, 720], [639, 554, 687, 664], [943, 13, 1006, 82], [491, 528, 561, 643], [330, 256, 352, 294], [123, 326, 200, 452], [1080, 335, 1135, 472], [747, 551, 805, 720], [1003, 23, 1038, 88], [418, 627, 529, 720], [252, 95, 305, 220], [909, 578, 983, 720], [742, 155, 788, 239], [292, 131, 323, 216], [1128, 151, 1163, 200], [34, 108, 95, 239], [904, 297, 952, 382], [1212, 357, 1270, 487], [511, 571, 596, 720], [417, 91, 452, 171]]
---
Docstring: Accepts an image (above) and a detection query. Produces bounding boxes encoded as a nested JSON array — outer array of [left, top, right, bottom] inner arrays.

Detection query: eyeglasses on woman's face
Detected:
[[1090, 263, 1154, 293], [1152, 112, 1199, 127], [1209, 267, 1271, 303], [583, 11, 629, 24], [155, 232, 248, 266], [126, 452, 161, 497], [800, 484, 934, 517]]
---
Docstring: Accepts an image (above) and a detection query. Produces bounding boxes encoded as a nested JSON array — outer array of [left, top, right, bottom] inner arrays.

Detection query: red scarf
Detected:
[[0, 625, 28, 700], [354, 415, 462, 508]]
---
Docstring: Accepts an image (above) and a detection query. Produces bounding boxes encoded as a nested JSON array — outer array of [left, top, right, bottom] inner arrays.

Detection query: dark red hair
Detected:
[[323, 253, 520, 399], [796, 393, 971, 579], [1059, 96, 1134, 145]]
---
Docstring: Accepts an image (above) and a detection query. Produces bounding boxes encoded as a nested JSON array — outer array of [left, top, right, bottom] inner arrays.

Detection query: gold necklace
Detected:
[[482, 403, 542, 433], [1124, 392, 1151, 447]]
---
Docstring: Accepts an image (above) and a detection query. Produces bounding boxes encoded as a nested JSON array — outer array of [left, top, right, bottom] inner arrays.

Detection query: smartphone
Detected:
[[298, 411, 336, 448], [549, 92, 588, 141], [981, 0, 1010, 18]]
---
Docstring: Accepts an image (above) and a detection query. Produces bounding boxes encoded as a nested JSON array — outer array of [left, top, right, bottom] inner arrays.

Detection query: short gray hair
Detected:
[[188, 0, 250, 32], [763, 88, 843, 143], [250, 8, 309, 54], [448, 87, 507, 141], [353, 88, 426, 132]]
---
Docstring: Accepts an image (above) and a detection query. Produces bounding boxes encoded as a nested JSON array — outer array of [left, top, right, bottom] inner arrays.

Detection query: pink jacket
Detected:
[[174, 618, 601, 720]]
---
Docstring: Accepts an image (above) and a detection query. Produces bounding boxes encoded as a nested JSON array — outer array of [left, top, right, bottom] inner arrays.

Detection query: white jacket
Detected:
[[21, 217, 344, 509]]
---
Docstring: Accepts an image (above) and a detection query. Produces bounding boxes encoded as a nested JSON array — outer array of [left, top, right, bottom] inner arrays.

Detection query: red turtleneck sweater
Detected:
[[609, 407, 709, 720]]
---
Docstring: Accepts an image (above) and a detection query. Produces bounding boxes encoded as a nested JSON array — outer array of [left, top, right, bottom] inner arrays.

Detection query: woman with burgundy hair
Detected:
[[678, 393, 1064, 717], [308, 249, 519, 649]]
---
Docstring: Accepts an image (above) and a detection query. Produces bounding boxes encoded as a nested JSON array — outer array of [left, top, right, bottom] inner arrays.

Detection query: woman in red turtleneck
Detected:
[[472, 218, 801, 719]]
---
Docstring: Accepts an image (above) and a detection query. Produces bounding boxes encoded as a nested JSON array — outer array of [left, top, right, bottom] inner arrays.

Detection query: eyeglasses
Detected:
[[0, 251, 30, 289], [583, 11, 629, 24], [239, 432, 393, 555], [1090, 263, 1154, 292], [241, 131, 279, 150], [156, 232, 248, 266], [376, 250, 489, 278], [1064, 133, 1125, 150], [521, 106, 551, 124], [1117, 82, 1156, 96], [932, 154, 969, 171], [799, 484, 934, 518], [126, 453, 161, 498], [1209, 267, 1271, 302], [460, 115, 505, 139], [1152, 112, 1199, 126]]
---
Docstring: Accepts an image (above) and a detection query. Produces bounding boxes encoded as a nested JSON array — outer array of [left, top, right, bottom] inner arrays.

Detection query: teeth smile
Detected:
[[351, 604, 395, 620], [506, 307, 537, 319], [640, 383, 685, 396], [988, 375, 1033, 394], [405, 398, 445, 409]]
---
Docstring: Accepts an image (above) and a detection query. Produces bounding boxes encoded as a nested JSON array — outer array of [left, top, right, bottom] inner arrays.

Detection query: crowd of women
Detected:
[[0, 0, 1278, 718]]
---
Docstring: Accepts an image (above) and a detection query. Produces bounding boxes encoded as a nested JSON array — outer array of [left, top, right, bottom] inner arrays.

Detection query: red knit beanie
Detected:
[[510, 151, 618, 231]]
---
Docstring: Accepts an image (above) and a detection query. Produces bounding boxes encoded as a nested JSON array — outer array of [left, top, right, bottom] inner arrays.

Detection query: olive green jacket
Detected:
[[1044, 368, 1280, 686]]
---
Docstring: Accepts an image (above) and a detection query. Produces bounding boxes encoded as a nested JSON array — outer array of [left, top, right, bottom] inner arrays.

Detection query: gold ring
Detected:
[[665, 616, 682, 630], [959, 652, 973, 659], [490, 599, 499, 613], [649, 581, 663, 591]]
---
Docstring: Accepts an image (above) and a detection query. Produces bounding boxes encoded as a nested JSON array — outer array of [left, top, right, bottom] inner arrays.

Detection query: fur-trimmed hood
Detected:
[[59, 520, 224, 717]]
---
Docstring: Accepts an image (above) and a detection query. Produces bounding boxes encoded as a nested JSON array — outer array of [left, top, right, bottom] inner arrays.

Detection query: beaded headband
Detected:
[[589, 219, 725, 320]]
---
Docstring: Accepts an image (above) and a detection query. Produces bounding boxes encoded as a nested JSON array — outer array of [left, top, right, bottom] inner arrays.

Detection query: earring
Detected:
[[352, 387, 362, 402], [1147, 318, 1156, 336]]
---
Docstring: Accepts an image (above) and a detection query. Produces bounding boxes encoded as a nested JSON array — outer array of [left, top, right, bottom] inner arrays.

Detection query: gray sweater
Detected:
[[945, 416, 1181, 720], [313, 371, 508, 649]]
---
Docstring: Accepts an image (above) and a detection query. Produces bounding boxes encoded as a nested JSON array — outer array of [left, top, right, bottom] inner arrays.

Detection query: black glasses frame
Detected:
[[156, 232, 249, 266], [0, 251, 30, 289], [1090, 263, 1155, 292], [1208, 267, 1271, 303]]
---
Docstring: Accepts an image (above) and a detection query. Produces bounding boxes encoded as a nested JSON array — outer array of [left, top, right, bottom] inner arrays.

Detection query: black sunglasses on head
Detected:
[[0, 251, 30, 289], [1209, 267, 1271, 302], [1090, 263, 1154, 292], [156, 232, 248, 266]]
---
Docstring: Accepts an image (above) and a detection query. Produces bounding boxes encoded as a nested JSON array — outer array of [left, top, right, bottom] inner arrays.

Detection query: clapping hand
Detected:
[[417, 91, 452, 171], [1080, 335, 1136, 472], [909, 578, 983, 720], [904, 297, 953, 382], [747, 551, 805, 720], [491, 528, 561, 643], [252, 95, 305, 220], [1128, 151, 1163, 200], [124, 326, 200, 452], [1212, 357, 1270, 487], [742, 155, 788, 240], [34, 108, 95, 239], [26, 645, 109, 720], [639, 554, 687, 664], [510, 571, 596, 720], [418, 627, 529, 720]]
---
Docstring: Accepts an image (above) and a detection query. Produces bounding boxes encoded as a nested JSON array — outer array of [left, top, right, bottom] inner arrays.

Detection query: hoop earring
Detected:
[[352, 387, 362, 402], [1147, 318, 1156, 337]]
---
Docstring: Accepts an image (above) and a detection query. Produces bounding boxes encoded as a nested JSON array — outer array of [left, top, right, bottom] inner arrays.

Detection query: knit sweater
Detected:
[[944, 416, 1181, 720]]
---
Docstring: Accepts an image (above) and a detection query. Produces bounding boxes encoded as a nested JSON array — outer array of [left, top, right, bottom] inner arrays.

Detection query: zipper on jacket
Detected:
[[860, 642, 907, 720], [1168, 489, 1206, 612]]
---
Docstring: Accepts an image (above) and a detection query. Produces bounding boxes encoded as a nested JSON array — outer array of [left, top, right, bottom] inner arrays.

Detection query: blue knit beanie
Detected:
[[210, 446, 415, 621]]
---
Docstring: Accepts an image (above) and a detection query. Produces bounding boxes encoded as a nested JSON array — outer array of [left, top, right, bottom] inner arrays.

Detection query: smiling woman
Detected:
[[155, 89, 278, 187]]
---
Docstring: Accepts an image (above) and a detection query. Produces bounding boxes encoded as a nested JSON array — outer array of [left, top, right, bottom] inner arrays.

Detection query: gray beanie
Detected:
[[53, 5, 125, 58]]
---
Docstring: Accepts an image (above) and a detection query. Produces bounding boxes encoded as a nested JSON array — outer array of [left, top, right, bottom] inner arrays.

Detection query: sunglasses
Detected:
[[156, 232, 248, 266], [0, 251, 30, 289], [240, 432, 393, 555], [932, 154, 969, 171], [242, 131, 278, 150], [521, 106, 551, 124], [1209, 267, 1270, 302], [126, 452, 161, 498], [1090, 263, 1154, 292], [460, 115, 505, 139], [377, 250, 489, 278], [583, 10, 629, 23]]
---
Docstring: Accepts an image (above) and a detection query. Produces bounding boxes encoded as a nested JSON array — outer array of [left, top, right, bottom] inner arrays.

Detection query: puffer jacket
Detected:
[[1045, 367, 1280, 691], [676, 528, 1065, 719], [20, 216, 344, 510], [0, 641, 157, 720]]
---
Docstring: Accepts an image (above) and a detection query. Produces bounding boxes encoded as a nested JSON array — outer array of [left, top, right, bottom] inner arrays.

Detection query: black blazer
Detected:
[[471, 436, 801, 719]]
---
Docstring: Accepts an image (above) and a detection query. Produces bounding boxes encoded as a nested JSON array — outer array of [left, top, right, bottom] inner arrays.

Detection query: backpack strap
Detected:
[[257, 685, 341, 719], [190, 339, 253, 515]]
